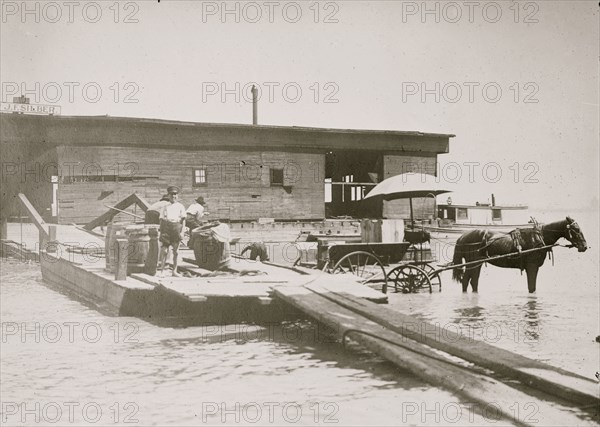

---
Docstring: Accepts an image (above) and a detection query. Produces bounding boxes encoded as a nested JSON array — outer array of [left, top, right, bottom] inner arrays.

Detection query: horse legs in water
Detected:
[[462, 265, 482, 292], [526, 265, 539, 293]]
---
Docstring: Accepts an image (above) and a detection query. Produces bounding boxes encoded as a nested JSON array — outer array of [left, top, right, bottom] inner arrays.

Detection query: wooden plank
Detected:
[[84, 193, 151, 230], [158, 279, 274, 298], [301, 273, 388, 303], [274, 286, 596, 426], [310, 289, 599, 407], [17, 193, 48, 239], [130, 273, 159, 287]]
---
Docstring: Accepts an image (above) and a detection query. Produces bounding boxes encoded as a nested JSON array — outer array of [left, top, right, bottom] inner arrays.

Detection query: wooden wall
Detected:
[[56, 146, 325, 224], [0, 136, 56, 221], [382, 154, 438, 220]]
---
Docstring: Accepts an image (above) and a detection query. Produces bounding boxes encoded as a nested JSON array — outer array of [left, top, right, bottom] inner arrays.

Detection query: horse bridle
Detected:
[[543, 221, 579, 242]]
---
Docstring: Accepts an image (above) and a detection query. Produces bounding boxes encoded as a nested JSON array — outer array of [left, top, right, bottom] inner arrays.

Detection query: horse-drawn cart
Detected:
[[294, 231, 568, 295], [292, 174, 587, 295], [295, 229, 443, 294]]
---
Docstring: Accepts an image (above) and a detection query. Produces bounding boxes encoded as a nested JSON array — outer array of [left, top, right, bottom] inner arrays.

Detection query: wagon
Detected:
[[295, 229, 443, 294], [295, 227, 561, 295], [294, 174, 453, 294]]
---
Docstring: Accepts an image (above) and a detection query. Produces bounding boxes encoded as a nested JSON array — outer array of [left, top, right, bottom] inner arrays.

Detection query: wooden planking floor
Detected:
[[130, 269, 389, 304]]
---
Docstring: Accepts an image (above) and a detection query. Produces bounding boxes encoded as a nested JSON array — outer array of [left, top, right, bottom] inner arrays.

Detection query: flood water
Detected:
[[1, 210, 598, 426]]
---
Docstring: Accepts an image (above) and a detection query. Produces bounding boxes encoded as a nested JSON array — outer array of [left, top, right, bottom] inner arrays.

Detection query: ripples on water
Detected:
[[1, 210, 598, 426], [1, 261, 505, 426], [392, 210, 599, 379]]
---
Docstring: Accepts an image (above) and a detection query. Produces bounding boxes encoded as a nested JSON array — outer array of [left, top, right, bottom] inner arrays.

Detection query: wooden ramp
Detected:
[[274, 281, 599, 426]]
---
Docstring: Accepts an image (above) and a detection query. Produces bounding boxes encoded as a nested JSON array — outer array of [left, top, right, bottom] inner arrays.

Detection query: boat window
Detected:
[[492, 208, 502, 221], [457, 208, 468, 220]]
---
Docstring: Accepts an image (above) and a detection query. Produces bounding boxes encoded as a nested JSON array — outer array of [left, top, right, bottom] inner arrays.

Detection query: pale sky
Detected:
[[1, 0, 598, 210]]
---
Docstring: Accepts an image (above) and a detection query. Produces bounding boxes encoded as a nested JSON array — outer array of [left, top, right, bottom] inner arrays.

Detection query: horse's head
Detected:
[[566, 217, 587, 252]]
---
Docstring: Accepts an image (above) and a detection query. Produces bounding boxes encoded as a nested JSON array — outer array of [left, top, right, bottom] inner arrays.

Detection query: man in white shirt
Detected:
[[158, 186, 186, 277], [186, 196, 209, 248], [186, 196, 207, 229]]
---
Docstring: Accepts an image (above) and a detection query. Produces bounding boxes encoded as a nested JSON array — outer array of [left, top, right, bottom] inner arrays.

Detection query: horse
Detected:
[[451, 217, 587, 293]]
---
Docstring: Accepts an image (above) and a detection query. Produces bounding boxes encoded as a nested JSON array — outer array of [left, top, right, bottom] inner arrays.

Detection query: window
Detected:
[[457, 208, 468, 220], [270, 168, 284, 186], [492, 208, 502, 221], [193, 168, 207, 186], [324, 178, 332, 203], [351, 185, 365, 201]]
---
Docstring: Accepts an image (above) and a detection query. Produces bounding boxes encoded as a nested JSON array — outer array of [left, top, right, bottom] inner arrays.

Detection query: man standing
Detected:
[[158, 186, 186, 277], [186, 196, 208, 248]]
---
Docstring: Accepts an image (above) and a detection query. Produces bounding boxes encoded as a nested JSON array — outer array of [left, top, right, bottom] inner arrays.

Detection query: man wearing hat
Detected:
[[186, 196, 208, 248], [158, 185, 186, 276]]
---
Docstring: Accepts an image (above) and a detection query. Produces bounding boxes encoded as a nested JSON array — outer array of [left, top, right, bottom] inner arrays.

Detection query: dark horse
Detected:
[[452, 217, 587, 293]]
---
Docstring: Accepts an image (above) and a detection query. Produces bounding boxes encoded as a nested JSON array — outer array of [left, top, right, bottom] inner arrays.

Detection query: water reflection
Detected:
[[521, 297, 540, 341], [452, 305, 486, 323]]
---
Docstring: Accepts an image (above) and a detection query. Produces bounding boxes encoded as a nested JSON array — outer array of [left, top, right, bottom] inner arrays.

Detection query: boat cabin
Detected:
[[437, 202, 529, 226]]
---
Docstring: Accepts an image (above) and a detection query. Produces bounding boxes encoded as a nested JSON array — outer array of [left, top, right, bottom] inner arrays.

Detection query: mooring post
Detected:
[[115, 238, 129, 281], [39, 225, 57, 254], [0, 217, 7, 240], [39, 228, 47, 254], [145, 226, 159, 276], [47, 225, 57, 253]]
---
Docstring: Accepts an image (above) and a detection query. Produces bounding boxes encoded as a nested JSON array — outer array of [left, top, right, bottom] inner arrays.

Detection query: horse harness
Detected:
[[479, 226, 550, 270]]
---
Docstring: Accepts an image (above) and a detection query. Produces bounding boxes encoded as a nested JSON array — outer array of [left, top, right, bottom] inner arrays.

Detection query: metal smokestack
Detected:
[[252, 85, 258, 125], [491, 193, 496, 206]]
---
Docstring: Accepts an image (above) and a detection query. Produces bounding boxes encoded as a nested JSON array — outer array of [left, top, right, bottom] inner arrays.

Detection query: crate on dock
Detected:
[[361, 219, 404, 243]]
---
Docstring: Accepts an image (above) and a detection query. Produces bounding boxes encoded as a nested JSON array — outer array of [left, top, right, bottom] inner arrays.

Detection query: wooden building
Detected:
[[0, 114, 453, 224]]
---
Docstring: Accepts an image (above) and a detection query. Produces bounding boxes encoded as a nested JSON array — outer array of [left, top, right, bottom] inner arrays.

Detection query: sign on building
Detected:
[[1, 102, 61, 115]]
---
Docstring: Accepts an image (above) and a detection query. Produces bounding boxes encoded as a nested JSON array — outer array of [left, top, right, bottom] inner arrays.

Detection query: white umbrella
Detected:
[[364, 173, 452, 225]]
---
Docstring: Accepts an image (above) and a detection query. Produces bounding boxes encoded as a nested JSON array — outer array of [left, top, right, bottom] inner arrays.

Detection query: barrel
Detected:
[[105, 222, 127, 272], [125, 225, 151, 274], [192, 224, 231, 271]]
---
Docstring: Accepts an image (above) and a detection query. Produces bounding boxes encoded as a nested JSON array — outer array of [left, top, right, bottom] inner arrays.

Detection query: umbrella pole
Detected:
[[409, 197, 414, 229]]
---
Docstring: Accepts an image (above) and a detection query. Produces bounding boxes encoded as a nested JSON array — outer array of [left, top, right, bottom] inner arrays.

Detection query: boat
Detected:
[[424, 194, 534, 239]]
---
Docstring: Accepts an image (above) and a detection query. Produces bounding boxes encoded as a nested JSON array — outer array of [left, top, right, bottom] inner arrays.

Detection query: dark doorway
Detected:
[[325, 151, 382, 218]]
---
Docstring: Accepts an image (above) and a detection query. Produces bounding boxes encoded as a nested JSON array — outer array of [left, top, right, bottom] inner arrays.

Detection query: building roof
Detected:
[[1, 113, 453, 154]]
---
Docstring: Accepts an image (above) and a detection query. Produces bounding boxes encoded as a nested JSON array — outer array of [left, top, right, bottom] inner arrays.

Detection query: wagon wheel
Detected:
[[419, 264, 442, 292], [331, 251, 388, 293], [386, 265, 432, 294]]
